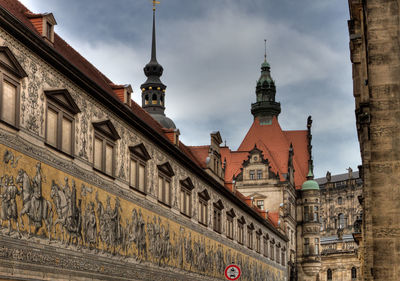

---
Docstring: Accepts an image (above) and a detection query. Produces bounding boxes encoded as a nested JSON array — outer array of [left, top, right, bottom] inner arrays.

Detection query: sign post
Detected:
[[224, 264, 241, 280]]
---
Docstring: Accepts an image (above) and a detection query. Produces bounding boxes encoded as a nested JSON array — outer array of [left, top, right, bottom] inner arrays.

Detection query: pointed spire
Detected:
[[151, 9, 157, 62], [264, 39, 267, 62], [140, 1, 176, 129]]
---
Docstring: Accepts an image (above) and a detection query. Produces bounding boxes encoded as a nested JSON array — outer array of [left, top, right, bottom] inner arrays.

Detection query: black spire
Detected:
[[251, 42, 281, 122], [141, 4, 176, 129]]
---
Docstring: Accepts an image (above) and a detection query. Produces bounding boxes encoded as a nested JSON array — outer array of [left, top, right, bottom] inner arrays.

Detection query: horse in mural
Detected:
[[16, 168, 53, 240], [50, 179, 82, 246]]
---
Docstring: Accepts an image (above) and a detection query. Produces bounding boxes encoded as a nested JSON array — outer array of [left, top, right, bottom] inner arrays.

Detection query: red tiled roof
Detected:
[[237, 116, 309, 189], [267, 212, 279, 228], [187, 145, 210, 168]]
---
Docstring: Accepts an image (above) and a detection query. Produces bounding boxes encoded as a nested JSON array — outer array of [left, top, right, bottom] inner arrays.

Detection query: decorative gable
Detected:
[[243, 144, 269, 167], [180, 177, 194, 190], [226, 208, 236, 218], [93, 120, 120, 141], [45, 89, 80, 114], [129, 143, 151, 161], [213, 199, 224, 210], [157, 162, 175, 177], [0, 47, 27, 78], [198, 189, 210, 201], [238, 216, 246, 224]]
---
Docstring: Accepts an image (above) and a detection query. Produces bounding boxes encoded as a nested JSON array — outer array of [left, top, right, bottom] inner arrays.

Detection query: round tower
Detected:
[[298, 168, 321, 280]]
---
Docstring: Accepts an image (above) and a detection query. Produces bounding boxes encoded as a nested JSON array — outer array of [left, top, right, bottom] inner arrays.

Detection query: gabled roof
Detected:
[[236, 116, 309, 189]]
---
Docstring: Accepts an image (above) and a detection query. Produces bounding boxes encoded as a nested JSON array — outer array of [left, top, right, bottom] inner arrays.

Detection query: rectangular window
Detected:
[[270, 242, 274, 260], [256, 233, 261, 253], [62, 117, 72, 154], [199, 199, 208, 226], [227, 215, 234, 239], [213, 207, 222, 233], [238, 222, 244, 244], [158, 174, 171, 206], [94, 137, 103, 170], [46, 108, 58, 147], [313, 206, 319, 222], [276, 246, 280, 264], [130, 155, 147, 194], [281, 250, 285, 266], [180, 185, 192, 217], [2, 80, 17, 125], [249, 170, 255, 180], [304, 238, 310, 256], [256, 200, 264, 210], [93, 135, 115, 177], [46, 22, 52, 39], [314, 238, 319, 255], [257, 170, 262, 179], [304, 206, 309, 222], [263, 237, 268, 257], [247, 228, 253, 249]]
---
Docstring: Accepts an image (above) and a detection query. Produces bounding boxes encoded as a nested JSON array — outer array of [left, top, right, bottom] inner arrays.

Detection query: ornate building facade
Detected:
[[348, 1, 400, 280], [316, 170, 362, 281], [0, 1, 289, 280]]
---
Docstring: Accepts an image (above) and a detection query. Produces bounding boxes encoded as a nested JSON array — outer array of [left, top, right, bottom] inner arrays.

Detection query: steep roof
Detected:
[[236, 116, 309, 189]]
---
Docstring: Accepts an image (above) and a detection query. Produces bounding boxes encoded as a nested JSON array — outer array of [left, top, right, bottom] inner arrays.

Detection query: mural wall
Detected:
[[0, 143, 285, 281]]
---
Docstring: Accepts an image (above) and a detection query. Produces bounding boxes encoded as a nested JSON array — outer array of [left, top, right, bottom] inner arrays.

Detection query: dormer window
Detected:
[[26, 13, 57, 44], [46, 21, 52, 39]]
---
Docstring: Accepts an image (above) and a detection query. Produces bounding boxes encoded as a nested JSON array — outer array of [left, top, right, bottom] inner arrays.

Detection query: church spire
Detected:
[[251, 41, 281, 122], [141, 1, 176, 129]]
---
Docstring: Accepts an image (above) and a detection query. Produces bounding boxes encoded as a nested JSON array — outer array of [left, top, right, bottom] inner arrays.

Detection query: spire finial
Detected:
[[264, 39, 267, 62], [151, 0, 161, 11]]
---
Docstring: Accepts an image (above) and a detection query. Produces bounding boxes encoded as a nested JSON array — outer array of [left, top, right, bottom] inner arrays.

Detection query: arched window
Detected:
[[152, 93, 157, 104], [145, 95, 149, 105], [327, 268, 332, 280], [351, 267, 357, 280], [338, 196, 343, 205]]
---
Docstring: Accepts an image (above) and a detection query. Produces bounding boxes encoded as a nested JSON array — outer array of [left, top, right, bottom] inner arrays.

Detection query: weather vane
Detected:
[[150, 0, 161, 11], [264, 39, 267, 62]]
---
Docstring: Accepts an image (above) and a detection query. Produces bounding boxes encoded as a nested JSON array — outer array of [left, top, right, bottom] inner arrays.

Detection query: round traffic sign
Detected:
[[224, 264, 241, 280]]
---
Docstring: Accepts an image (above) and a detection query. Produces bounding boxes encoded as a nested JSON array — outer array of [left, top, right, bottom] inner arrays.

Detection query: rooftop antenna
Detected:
[[264, 39, 267, 62]]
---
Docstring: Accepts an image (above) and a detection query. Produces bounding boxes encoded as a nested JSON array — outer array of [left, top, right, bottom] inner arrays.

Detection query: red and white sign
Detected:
[[224, 264, 241, 280]]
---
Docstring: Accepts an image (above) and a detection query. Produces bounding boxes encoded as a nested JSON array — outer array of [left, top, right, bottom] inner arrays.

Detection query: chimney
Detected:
[[26, 12, 57, 45], [110, 84, 133, 106]]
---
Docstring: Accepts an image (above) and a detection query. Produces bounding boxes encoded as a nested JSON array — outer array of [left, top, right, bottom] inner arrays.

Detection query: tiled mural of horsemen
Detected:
[[15, 163, 53, 239], [130, 208, 147, 261], [50, 177, 82, 245]]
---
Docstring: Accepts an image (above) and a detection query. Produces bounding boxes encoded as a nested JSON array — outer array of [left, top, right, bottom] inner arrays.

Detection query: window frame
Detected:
[[247, 224, 254, 249], [263, 235, 269, 257], [237, 217, 245, 245], [92, 120, 120, 178], [128, 143, 151, 194], [45, 101, 76, 156], [255, 230, 262, 253], [0, 73, 20, 129], [212, 200, 224, 234], [198, 189, 210, 226], [180, 178, 194, 218], [226, 212, 234, 239], [0, 47, 27, 130]]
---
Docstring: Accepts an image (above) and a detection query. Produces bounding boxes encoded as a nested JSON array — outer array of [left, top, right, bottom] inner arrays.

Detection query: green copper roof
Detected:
[[261, 61, 270, 68], [257, 61, 274, 85], [301, 179, 319, 190]]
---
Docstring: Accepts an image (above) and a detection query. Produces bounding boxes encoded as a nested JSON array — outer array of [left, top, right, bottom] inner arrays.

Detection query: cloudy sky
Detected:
[[19, 0, 360, 178]]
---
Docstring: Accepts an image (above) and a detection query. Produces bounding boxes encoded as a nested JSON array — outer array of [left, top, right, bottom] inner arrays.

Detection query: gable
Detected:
[[0, 46, 27, 78], [129, 143, 151, 161], [157, 162, 175, 177], [93, 120, 120, 141], [45, 89, 80, 114], [198, 189, 210, 201], [213, 199, 224, 210], [180, 177, 194, 190]]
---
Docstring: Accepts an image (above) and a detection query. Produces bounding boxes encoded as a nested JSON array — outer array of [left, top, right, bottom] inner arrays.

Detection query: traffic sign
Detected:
[[224, 264, 241, 280]]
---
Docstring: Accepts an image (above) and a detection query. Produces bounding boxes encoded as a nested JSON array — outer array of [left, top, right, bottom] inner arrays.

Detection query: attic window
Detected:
[[46, 21, 52, 39]]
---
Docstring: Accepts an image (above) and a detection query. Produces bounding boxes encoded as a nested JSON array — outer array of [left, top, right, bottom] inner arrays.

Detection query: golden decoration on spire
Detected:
[[151, 0, 161, 11]]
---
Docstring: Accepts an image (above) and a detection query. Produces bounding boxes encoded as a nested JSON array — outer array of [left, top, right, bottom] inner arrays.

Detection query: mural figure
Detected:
[[131, 208, 147, 261], [51, 177, 82, 245], [184, 232, 193, 269], [0, 175, 21, 236], [3, 150, 21, 168], [17, 165, 52, 239], [83, 201, 97, 250]]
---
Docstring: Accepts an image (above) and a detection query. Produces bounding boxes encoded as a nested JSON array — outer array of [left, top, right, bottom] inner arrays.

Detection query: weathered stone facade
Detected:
[[317, 171, 362, 281], [0, 2, 288, 280], [348, 0, 400, 279]]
